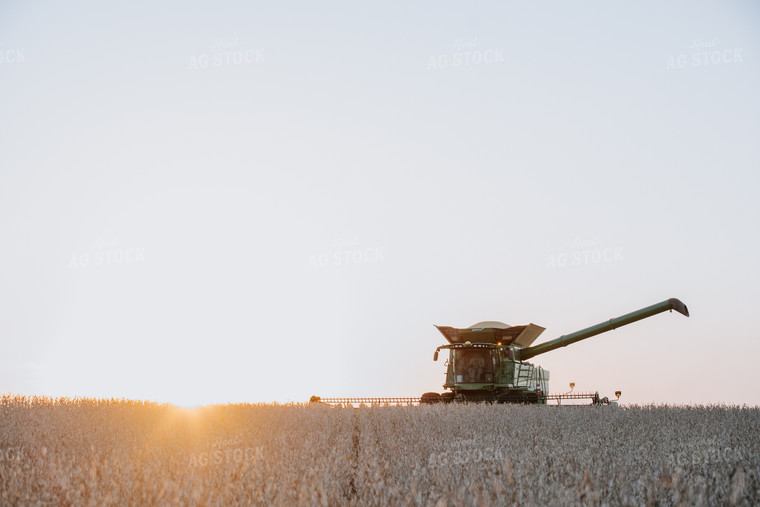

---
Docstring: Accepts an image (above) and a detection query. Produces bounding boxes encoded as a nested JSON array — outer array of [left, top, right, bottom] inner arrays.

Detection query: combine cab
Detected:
[[430, 321, 549, 403]]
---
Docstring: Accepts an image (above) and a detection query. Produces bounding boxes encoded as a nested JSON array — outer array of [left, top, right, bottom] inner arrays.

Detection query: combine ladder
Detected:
[[514, 363, 534, 389]]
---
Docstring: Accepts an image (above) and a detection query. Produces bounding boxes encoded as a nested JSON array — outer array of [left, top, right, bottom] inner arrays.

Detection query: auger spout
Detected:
[[516, 298, 689, 361]]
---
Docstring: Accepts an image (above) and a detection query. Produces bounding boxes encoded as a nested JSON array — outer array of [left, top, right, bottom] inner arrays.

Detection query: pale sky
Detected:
[[1, 1, 758, 406]]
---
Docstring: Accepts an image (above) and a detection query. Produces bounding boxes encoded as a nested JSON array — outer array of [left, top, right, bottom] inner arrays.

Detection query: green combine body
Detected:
[[426, 298, 689, 404]]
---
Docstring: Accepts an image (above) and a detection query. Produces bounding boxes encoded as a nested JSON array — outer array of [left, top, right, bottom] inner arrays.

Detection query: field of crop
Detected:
[[1, 395, 758, 505]]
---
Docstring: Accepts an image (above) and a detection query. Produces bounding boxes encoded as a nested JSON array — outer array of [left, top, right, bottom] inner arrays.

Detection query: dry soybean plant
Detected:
[[1, 395, 758, 505]]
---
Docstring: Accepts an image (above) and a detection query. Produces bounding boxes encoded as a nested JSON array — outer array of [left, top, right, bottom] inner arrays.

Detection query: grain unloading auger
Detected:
[[310, 298, 689, 406]]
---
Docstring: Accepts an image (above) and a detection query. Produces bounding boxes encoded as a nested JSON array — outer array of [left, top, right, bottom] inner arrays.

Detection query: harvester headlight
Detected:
[[464, 341, 471, 346]]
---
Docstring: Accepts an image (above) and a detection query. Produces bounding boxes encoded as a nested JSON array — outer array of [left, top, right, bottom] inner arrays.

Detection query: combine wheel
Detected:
[[440, 392, 455, 403], [420, 392, 441, 404]]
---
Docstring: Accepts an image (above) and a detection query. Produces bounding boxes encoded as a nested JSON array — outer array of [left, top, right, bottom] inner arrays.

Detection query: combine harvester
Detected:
[[310, 298, 689, 406]]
